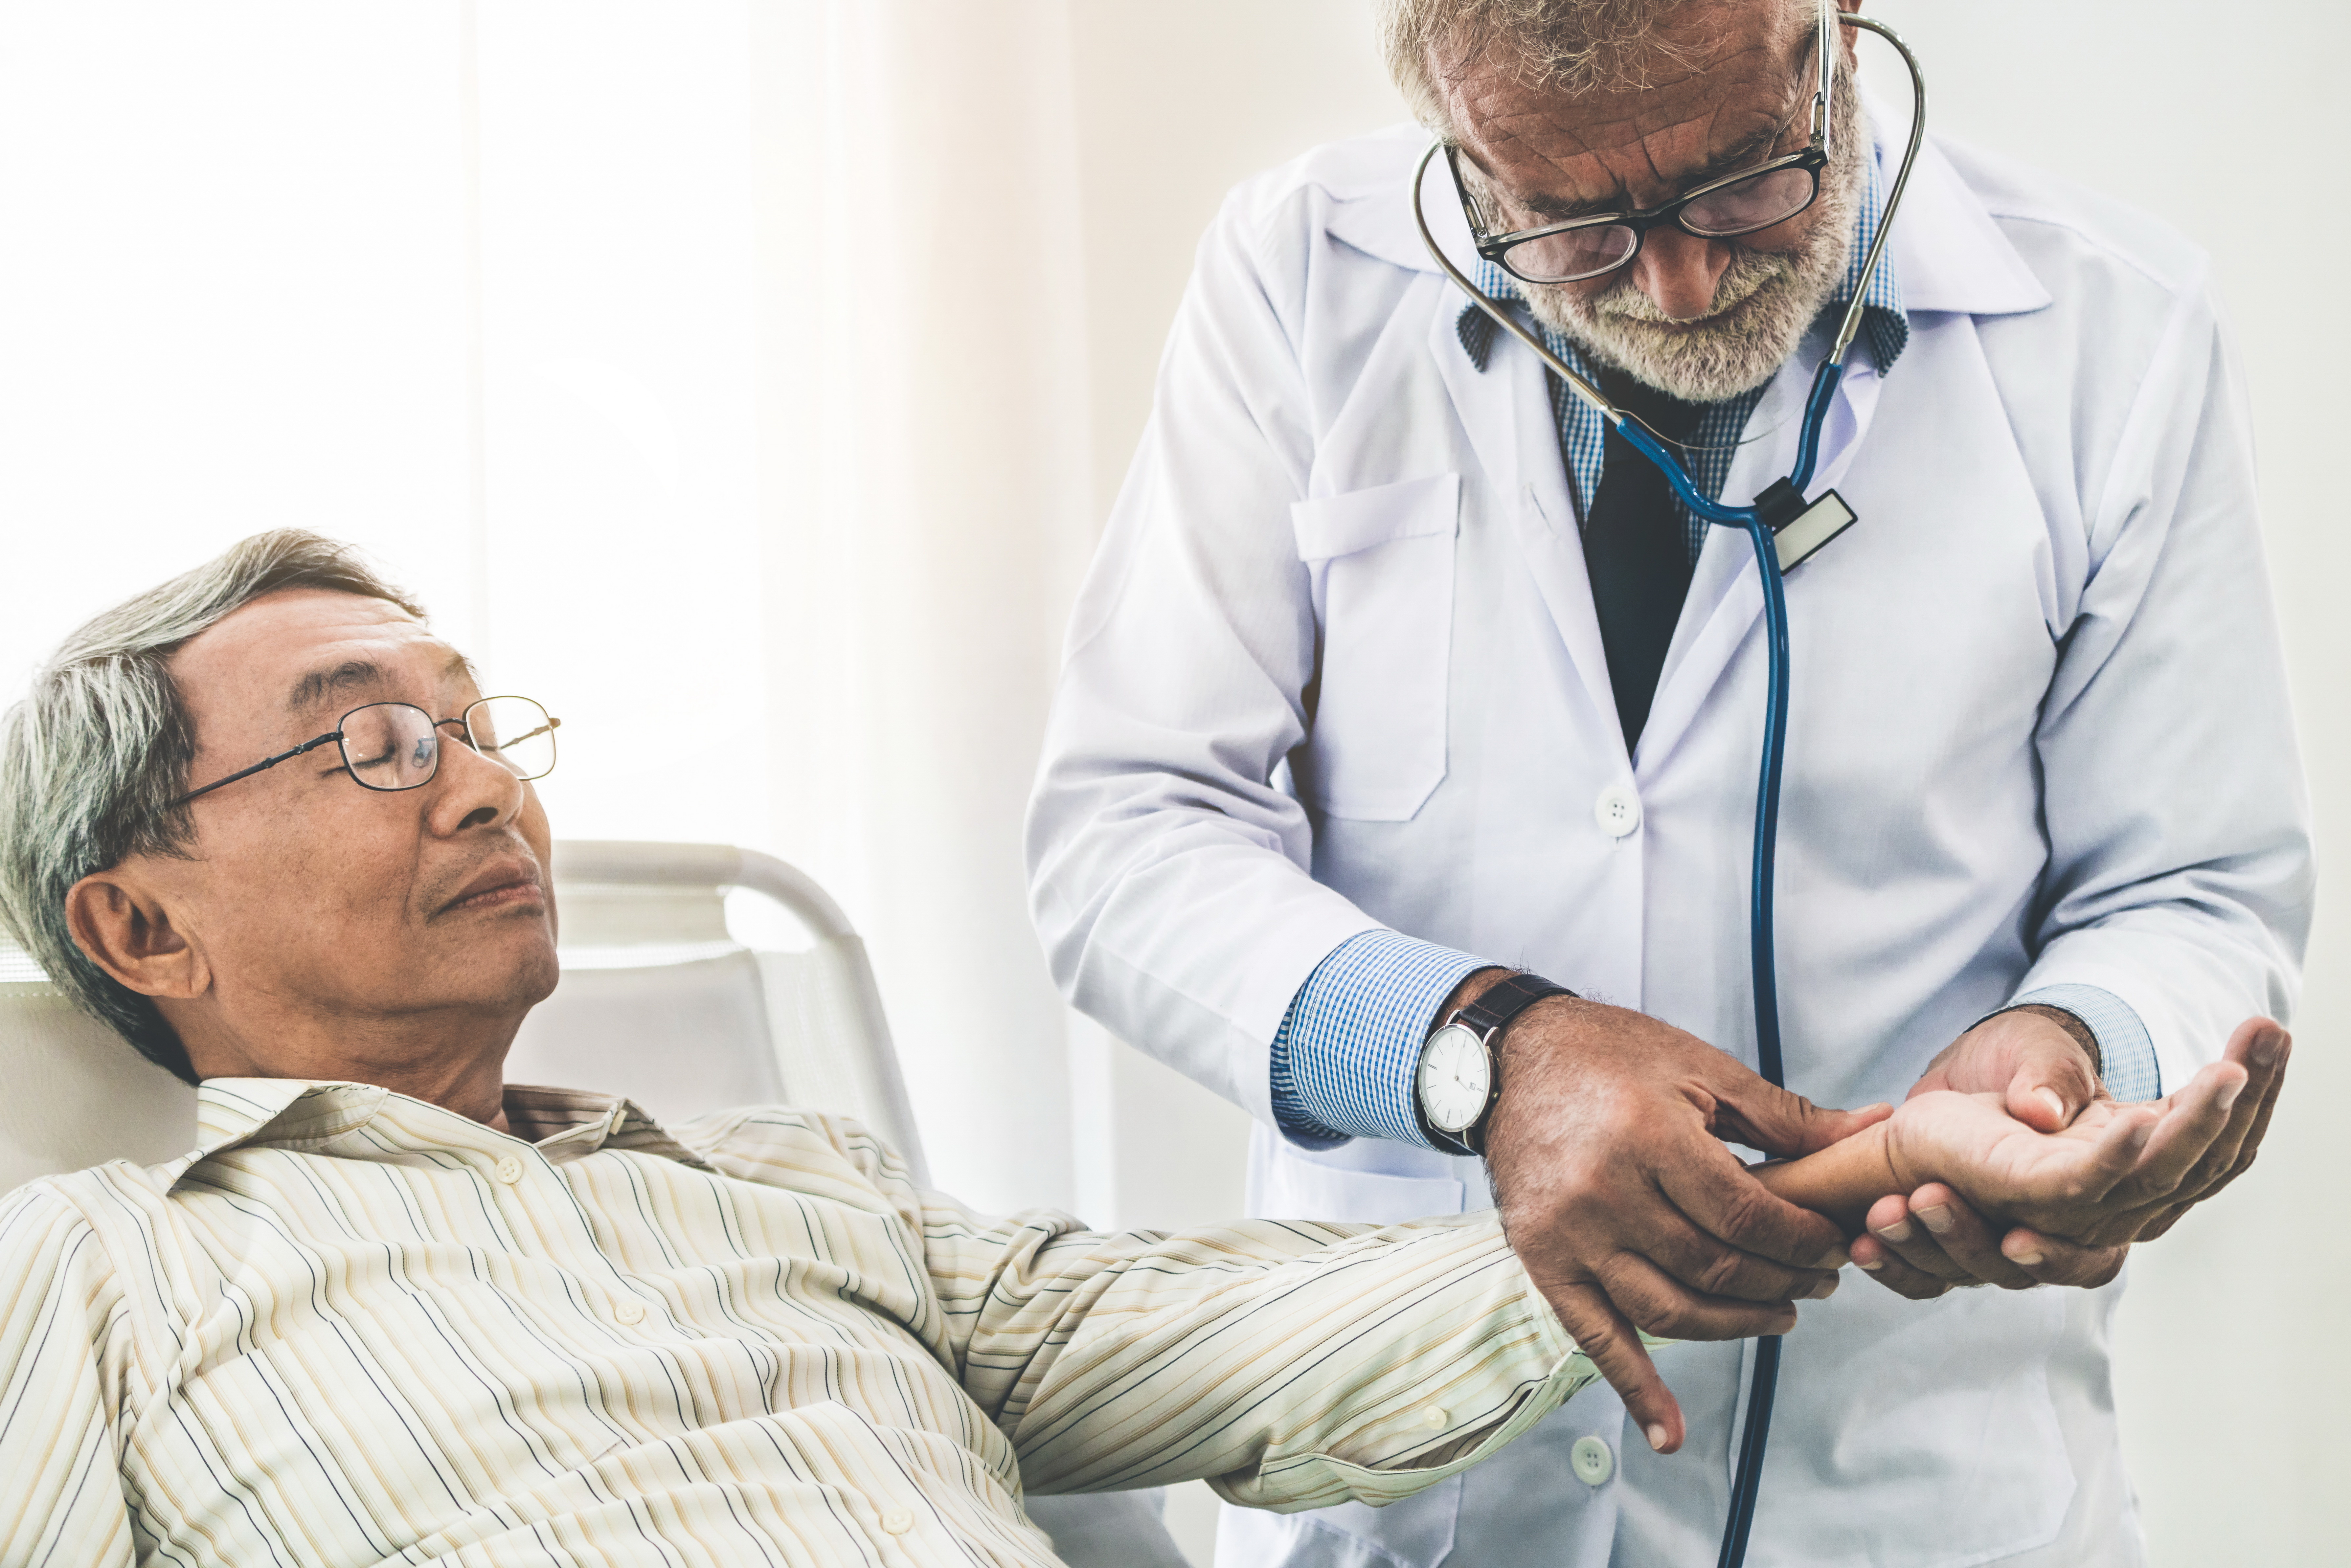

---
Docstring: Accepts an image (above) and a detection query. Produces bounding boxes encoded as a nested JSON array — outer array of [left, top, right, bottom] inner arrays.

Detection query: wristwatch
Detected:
[[1414, 971, 1573, 1156]]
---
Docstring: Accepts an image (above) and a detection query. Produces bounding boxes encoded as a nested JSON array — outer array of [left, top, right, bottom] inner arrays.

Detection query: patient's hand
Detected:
[[1752, 1018, 2288, 1299], [1881, 1089, 2200, 1243]]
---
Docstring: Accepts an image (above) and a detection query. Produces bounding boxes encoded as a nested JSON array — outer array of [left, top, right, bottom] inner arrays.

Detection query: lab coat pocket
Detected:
[[1291, 472, 1460, 822]]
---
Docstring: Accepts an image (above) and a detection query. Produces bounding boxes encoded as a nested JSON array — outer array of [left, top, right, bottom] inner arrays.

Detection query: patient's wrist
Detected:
[[1751, 1120, 1901, 1234]]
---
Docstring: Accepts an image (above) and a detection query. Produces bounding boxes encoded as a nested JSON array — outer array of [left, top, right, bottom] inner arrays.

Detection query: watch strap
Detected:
[[1417, 971, 1574, 1157], [1457, 972, 1574, 1040]]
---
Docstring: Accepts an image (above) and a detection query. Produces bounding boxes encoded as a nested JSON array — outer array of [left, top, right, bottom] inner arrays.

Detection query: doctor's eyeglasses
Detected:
[[1448, 0, 1840, 285], [168, 695, 561, 808]]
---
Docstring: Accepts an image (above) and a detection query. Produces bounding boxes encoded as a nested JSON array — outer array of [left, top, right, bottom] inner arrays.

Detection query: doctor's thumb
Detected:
[[2004, 1057, 2099, 1131], [1724, 1080, 1893, 1159]]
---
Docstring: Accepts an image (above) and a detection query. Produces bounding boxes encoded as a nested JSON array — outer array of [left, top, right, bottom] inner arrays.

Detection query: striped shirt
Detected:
[[0, 1078, 1593, 1567]]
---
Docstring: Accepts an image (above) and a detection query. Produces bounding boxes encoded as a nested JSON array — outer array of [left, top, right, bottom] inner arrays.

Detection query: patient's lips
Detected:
[[439, 856, 545, 917]]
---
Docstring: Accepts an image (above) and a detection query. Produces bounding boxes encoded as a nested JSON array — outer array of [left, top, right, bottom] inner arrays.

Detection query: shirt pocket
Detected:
[[1290, 472, 1460, 822]]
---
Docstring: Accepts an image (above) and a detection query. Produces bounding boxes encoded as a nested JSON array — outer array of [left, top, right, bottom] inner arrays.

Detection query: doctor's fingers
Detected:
[[2104, 1060, 2249, 1206], [2167, 1023, 2292, 1203], [1542, 1281, 1687, 1455], [2123, 1046, 2287, 1246], [1654, 1143, 1853, 1271], [1625, 1206, 1843, 1305], [1591, 1249, 1806, 1343]]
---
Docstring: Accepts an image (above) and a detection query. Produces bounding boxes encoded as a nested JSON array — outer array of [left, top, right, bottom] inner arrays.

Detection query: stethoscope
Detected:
[[1409, 7, 1928, 1565]]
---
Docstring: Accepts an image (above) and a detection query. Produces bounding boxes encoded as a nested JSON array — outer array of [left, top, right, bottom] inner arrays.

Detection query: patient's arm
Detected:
[[1751, 1049, 2260, 1241]]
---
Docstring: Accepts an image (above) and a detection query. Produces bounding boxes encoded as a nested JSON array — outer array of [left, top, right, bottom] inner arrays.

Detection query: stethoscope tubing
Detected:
[[1409, 11, 1927, 1567]]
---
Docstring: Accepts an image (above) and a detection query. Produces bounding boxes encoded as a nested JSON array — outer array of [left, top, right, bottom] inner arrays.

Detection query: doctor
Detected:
[[1026, 0, 2310, 1562]]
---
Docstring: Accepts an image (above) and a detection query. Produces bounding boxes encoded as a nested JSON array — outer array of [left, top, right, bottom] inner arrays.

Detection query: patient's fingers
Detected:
[[1543, 1281, 1686, 1455], [1881, 1185, 2041, 1291], [1996, 1227, 2126, 1288], [1847, 1230, 1954, 1300]]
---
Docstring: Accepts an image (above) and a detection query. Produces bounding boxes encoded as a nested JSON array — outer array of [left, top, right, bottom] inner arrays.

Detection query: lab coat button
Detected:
[[1594, 784, 1642, 838], [880, 1508, 915, 1535], [1571, 1434, 1615, 1486], [493, 1155, 524, 1184], [613, 1299, 645, 1326]]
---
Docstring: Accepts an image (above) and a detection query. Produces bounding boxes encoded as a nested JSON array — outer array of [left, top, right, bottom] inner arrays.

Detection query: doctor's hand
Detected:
[[1475, 982, 1891, 1456], [1909, 1005, 2105, 1134], [1852, 1018, 2291, 1299]]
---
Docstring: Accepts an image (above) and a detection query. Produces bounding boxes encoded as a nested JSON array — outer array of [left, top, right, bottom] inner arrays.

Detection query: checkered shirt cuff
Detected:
[[1998, 984, 2162, 1103], [1269, 930, 1492, 1149]]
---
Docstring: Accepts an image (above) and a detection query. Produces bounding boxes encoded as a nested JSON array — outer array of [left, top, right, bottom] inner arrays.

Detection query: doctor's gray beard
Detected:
[[1523, 84, 1867, 405]]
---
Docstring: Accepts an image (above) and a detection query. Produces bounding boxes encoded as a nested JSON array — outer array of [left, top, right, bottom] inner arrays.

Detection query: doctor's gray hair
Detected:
[[1379, 0, 1804, 140], [0, 531, 424, 1083]]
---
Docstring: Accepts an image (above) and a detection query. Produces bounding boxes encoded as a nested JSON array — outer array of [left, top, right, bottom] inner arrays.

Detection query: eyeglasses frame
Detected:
[[1447, 0, 1840, 287], [166, 695, 561, 809]]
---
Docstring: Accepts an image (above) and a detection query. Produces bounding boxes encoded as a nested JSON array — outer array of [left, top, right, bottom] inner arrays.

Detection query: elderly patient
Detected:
[[0, 533, 2284, 1567]]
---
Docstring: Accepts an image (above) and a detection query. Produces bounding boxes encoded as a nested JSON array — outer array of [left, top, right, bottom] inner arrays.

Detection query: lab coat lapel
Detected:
[[1635, 353, 1885, 775], [1633, 125, 2050, 778], [1426, 292, 1628, 761]]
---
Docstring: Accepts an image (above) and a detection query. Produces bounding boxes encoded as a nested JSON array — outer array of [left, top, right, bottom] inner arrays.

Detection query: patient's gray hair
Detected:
[[0, 531, 424, 1083], [1380, 0, 1803, 140]]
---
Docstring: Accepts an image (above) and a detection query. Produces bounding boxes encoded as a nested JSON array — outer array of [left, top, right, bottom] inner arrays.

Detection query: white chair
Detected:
[[0, 840, 1187, 1568]]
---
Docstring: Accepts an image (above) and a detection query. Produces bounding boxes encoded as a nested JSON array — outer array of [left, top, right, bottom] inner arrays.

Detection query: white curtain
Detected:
[[0, 0, 1105, 1217], [747, 1, 1097, 1214]]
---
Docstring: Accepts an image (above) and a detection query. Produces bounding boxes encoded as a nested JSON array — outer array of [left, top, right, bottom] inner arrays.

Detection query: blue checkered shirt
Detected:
[[1269, 167, 2160, 1149]]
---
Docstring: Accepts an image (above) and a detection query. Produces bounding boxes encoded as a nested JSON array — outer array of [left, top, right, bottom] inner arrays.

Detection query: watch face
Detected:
[[1418, 1023, 1492, 1134]]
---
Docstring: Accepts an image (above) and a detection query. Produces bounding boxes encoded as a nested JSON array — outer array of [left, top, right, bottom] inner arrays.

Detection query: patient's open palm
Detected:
[[1885, 1062, 2251, 1248]]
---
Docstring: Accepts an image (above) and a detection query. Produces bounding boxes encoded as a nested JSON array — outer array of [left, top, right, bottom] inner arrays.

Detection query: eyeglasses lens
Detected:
[[1679, 166, 1817, 238], [1503, 224, 1639, 284], [340, 704, 441, 792], [467, 696, 558, 782]]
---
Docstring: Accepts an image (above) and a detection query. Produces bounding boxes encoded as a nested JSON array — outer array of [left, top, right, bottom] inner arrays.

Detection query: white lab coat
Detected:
[[1026, 120, 2310, 1568]]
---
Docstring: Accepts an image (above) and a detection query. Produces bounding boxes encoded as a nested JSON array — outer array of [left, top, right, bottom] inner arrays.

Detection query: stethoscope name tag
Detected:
[[1773, 489, 1856, 572]]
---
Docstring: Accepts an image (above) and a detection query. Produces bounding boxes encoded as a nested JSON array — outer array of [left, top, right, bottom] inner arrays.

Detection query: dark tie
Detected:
[[1579, 365, 1712, 750]]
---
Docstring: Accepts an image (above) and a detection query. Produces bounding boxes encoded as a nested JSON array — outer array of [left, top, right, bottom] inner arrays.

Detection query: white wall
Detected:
[[1863, 5, 2351, 1561]]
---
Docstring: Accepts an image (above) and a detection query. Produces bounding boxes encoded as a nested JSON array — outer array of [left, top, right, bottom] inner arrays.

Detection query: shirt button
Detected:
[[493, 1155, 525, 1184], [880, 1507, 915, 1535], [1571, 1433, 1615, 1486], [613, 1299, 645, 1325], [1421, 1405, 1448, 1430], [1594, 783, 1642, 838]]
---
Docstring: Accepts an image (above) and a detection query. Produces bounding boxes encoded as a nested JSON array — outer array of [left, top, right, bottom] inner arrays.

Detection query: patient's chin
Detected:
[[428, 909, 561, 1014], [492, 923, 562, 1010]]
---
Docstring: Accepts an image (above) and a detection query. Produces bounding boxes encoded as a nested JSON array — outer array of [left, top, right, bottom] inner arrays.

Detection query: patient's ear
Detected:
[[65, 868, 208, 1000]]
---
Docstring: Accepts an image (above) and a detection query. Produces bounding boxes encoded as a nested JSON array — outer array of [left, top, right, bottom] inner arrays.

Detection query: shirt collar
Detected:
[[169, 1077, 711, 1188], [1456, 144, 1909, 383]]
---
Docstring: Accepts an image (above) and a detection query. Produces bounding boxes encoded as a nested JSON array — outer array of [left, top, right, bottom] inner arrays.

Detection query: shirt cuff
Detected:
[[1269, 930, 1491, 1149], [2005, 983, 2162, 1103]]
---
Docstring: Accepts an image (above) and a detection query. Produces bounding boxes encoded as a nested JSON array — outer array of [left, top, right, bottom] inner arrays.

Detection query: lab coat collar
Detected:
[[1332, 109, 2051, 324]]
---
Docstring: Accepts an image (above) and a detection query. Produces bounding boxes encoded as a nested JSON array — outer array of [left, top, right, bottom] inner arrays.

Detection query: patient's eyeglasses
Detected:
[[168, 695, 560, 808]]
